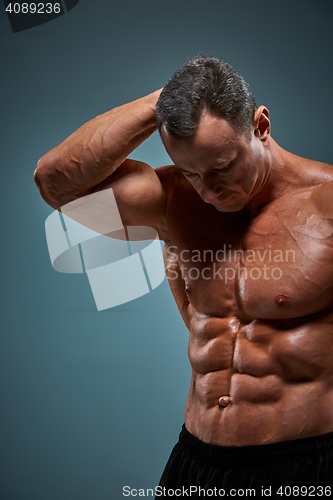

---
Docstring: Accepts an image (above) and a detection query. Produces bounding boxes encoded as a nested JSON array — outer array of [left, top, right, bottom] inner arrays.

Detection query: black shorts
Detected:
[[157, 425, 333, 498]]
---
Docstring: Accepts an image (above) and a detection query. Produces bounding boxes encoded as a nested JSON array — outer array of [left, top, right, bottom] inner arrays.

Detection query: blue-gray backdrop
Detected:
[[1, 1, 333, 499]]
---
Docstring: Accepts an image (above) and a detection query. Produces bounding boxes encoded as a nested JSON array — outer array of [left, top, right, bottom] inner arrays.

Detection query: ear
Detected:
[[253, 106, 270, 142]]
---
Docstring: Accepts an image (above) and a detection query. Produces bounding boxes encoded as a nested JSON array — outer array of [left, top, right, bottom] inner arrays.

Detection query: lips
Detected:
[[216, 195, 233, 204]]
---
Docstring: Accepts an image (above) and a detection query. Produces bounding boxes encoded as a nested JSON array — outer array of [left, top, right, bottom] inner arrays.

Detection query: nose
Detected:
[[197, 174, 224, 204]]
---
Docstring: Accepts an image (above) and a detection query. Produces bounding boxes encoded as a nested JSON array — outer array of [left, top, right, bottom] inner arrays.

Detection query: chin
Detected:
[[213, 200, 245, 213], [214, 206, 243, 213]]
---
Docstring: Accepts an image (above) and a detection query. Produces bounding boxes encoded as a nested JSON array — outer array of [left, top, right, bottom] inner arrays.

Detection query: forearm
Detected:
[[34, 90, 160, 209]]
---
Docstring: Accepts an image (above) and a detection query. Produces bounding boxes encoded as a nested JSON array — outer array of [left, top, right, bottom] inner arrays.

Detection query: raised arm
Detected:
[[34, 89, 166, 232]]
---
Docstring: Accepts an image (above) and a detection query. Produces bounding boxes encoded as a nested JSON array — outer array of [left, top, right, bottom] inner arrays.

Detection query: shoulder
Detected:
[[272, 159, 333, 222], [287, 158, 333, 218], [154, 164, 198, 199], [154, 164, 185, 187], [311, 178, 333, 219]]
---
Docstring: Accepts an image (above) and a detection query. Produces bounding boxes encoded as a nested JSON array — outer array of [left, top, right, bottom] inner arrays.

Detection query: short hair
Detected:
[[156, 56, 257, 141]]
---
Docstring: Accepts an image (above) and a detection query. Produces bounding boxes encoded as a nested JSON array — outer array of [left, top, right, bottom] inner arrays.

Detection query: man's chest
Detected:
[[165, 190, 333, 320]]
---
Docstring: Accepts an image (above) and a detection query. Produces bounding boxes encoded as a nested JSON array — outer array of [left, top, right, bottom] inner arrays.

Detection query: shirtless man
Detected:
[[34, 57, 333, 493]]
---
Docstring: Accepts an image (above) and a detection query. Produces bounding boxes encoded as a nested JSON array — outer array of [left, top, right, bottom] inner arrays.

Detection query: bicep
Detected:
[[90, 158, 167, 234]]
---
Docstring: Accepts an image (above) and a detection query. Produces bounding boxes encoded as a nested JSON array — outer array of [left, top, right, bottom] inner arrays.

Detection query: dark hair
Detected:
[[156, 56, 257, 140]]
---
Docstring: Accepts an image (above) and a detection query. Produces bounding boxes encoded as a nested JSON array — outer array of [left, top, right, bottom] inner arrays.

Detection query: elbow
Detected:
[[33, 157, 44, 191], [34, 155, 62, 210]]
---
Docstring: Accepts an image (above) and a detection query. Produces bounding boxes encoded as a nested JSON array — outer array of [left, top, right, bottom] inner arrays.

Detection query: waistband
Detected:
[[178, 424, 333, 467]]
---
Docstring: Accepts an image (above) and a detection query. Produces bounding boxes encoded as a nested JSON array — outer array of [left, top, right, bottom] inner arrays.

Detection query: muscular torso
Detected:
[[156, 164, 333, 446], [35, 90, 333, 447]]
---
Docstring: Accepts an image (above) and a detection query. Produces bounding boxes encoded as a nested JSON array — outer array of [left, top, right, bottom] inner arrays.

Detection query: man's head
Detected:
[[156, 56, 257, 141], [157, 57, 272, 213]]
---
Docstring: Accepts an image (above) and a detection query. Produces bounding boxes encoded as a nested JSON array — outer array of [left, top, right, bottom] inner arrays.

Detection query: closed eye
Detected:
[[213, 163, 233, 175], [182, 171, 199, 179]]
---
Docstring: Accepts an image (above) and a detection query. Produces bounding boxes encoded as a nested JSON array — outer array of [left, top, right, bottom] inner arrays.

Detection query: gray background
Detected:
[[1, 0, 333, 498]]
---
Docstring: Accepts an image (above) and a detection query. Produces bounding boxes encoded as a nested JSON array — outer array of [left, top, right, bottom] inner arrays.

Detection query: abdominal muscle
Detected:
[[184, 311, 333, 447]]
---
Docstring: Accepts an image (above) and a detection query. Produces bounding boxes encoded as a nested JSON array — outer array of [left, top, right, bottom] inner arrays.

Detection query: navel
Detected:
[[275, 294, 290, 307], [229, 317, 240, 333], [219, 396, 231, 408], [185, 283, 191, 295]]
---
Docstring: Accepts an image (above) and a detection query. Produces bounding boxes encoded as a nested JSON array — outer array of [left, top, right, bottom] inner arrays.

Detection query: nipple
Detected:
[[219, 396, 231, 408], [275, 294, 290, 307], [229, 317, 240, 333], [185, 283, 191, 294]]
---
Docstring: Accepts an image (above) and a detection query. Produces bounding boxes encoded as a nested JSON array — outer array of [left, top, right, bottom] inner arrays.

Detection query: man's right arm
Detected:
[[34, 90, 166, 232]]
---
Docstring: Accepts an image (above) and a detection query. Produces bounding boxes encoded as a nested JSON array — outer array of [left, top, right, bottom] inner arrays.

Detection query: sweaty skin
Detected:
[[34, 90, 333, 447]]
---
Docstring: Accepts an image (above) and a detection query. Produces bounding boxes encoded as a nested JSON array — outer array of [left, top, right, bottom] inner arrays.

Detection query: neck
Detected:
[[249, 138, 291, 214]]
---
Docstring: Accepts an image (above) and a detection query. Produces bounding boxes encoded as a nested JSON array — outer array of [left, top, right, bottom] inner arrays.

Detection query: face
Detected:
[[160, 110, 269, 212]]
